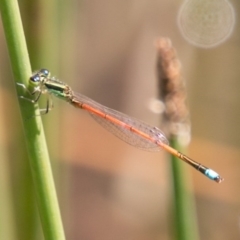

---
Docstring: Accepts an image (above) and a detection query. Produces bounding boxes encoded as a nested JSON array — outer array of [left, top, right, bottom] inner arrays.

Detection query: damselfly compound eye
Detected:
[[40, 69, 50, 77], [30, 74, 41, 83]]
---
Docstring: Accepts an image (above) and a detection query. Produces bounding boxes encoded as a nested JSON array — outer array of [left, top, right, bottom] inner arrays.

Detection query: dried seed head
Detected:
[[156, 37, 190, 139]]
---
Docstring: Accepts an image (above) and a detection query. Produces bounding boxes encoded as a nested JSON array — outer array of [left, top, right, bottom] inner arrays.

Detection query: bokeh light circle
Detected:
[[178, 0, 235, 48]]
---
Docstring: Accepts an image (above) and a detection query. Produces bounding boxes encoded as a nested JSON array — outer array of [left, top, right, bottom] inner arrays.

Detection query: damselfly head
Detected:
[[30, 69, 50, 86]]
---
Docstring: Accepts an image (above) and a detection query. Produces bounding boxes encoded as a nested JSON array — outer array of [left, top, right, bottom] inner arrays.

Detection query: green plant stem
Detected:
[[0, 1, 65, 239], [170, 137, 199, 240]]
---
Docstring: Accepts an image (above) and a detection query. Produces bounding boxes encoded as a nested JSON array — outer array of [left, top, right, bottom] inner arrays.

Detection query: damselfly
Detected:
[[17, 69, 223, 183]]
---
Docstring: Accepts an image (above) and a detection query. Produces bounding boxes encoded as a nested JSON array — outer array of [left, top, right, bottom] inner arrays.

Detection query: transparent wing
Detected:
[[73, 92, 169, 151]]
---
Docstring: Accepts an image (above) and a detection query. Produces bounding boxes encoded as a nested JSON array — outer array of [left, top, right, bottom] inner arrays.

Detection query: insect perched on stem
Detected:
[[17, 69, 223, 183]]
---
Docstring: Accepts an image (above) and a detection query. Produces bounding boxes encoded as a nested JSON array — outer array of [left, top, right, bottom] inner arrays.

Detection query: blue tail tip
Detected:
[[205, 169, 224, 183]]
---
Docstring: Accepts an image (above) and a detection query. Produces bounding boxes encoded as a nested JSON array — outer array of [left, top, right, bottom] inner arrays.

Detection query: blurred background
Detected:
[[0, 0, 239, 239]]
